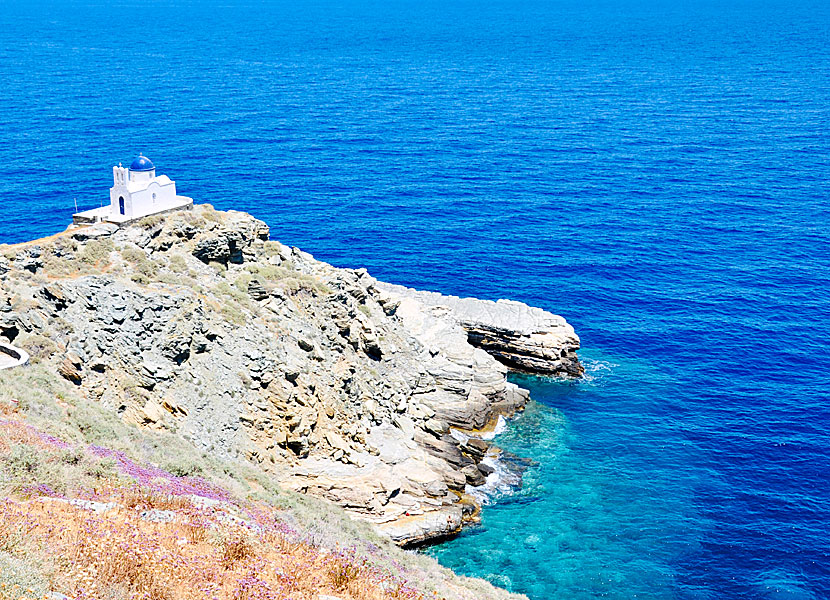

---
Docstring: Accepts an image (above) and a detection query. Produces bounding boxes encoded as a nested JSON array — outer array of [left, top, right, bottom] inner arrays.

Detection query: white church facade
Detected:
[[73, 155, 193, 225]]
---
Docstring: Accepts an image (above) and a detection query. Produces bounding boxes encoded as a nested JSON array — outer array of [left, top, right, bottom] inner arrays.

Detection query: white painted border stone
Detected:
[[0, 343, 30, 370]]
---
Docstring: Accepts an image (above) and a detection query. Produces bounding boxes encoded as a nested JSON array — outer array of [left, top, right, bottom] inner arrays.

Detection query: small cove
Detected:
[[425, 351, 700, 599]]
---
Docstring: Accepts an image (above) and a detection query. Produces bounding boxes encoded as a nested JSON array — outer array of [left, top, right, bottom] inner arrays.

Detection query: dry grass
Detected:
[[219, 531, 255, 568], [0, 416, 430, 600], [244, 264, 331, 295], [117, 487, 193, 511], [0, 369, 522, 600], [0, 498, 426, 600], [120, 247, 158, 283]]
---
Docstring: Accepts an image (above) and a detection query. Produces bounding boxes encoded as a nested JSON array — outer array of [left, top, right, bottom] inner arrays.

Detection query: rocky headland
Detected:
[[0, 205, 581, 547]]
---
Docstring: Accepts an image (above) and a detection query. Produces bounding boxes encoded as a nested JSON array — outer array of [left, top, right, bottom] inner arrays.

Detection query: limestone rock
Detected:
[[72, 223, 119, 241], [0, 204, 582, 548], [377, 282, 583, 376], [57, 352, 82, 384], [375, 506, 463, 547], [192, 236, 230, 264], [14, 246, 42, 273]]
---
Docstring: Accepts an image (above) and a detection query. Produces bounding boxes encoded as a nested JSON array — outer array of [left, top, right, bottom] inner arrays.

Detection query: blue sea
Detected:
[[1, 1, 829, 598]]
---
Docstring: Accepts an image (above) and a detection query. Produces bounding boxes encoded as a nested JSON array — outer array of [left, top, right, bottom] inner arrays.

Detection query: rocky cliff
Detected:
[[0, 205, 581, 546]]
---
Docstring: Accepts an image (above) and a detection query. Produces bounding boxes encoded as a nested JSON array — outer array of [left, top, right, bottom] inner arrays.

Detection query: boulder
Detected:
[[193, 236, 230, 264], [57, 352, 82, 384], [375, 506, 463, 547]]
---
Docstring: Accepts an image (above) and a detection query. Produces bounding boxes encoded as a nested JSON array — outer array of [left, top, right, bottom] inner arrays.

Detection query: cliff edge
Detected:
[[0, 205, 581, 546]]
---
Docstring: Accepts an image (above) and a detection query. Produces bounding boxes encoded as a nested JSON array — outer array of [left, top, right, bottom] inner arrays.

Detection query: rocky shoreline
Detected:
[[0, 205, 581, 546]]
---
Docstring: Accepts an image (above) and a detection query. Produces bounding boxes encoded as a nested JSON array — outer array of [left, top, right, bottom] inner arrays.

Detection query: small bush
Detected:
[[59, 447, 85, 465], [199, 205, 223, 223], [327, 549, 367, 591], [220, 303, 247, 326], [0, 551, 48, 598], [4, 445, 41, 479], [245, 264, 330, 295], [41, 239, 80, 276], [220, 531, 254, 568], [168, 254, 188, 273], [233, 272, 252, 293], [85, 457, 117, 480], [164, 457, 203, 478], [138, 214, 165, 229], [182, 518, 208, 543], [14, 333, 57, 364], [0, 514, 34, 554], [79, 238, 114, 266], [119, 487, 192, 511], [121, 247, 157, 282], [214, 281, 248, 303], [0, 366, 67, 416], [244, 263, 288, 281], [262, 241, 285, 258]]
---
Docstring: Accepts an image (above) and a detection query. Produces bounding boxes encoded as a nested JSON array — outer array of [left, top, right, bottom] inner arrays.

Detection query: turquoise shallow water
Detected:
[[428, 344, 830, 600], [427, 354, 697, 599], [0, 0, 829, 598]]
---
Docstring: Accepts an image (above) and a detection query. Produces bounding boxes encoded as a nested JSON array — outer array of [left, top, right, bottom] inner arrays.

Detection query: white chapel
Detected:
[[73, 155, 193, 225]]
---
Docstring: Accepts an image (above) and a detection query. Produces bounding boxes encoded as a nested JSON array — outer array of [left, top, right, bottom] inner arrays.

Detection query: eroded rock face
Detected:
[[0, 205, 581, 545], [376, 283, 583, 377]]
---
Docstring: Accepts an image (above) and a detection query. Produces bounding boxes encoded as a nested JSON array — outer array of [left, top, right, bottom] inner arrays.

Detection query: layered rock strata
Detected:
[[377, 283, 583, 377], [0, 206, 581, 545]]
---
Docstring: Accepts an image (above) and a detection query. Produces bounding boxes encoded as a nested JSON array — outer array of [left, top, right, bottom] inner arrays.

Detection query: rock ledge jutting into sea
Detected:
[[0, 205, 581, 546], [377, 283, 583, 378]]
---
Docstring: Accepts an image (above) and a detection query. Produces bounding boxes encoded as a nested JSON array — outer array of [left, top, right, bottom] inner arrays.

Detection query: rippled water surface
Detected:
[[1, 1, 829, 598]]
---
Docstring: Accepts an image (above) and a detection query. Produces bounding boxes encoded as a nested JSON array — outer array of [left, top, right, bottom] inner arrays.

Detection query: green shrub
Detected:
[[138, 214, 165, 229], [164, 458, 204, 478], [233, 272, 252, 293], [79, 238, 114, 266], [0, 366, 67, 415], [0, 551, 48, 594], [4, 445, 41, 480], [121, 247, 158, 283], [85, 457, 117, 480], [59, 447, 85, 465], [168, 254, 188, 273], [14, 333, 57, 364]]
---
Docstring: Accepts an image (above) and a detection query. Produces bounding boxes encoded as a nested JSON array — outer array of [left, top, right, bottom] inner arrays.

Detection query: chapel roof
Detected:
[[129, 154, 155, 172]]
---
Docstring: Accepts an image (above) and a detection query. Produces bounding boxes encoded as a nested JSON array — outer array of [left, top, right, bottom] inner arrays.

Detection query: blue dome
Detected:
[[129, 155, 155, 172]]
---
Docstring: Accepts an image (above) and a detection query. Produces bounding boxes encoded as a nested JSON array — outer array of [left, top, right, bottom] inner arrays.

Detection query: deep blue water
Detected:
[[1, 1, 829, 598]]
